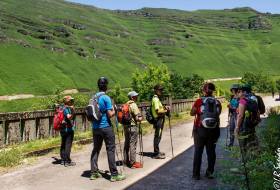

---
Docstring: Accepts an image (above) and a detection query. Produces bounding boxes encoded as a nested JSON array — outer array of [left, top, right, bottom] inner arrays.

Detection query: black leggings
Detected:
[[60, 131, 74, 162]]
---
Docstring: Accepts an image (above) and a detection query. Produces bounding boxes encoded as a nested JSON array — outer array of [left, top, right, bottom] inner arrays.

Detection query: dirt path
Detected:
[[0, 96, 279, 190]]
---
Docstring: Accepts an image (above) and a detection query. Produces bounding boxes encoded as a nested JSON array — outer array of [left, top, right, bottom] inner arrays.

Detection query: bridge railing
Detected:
[[0, 97, 225, 146]]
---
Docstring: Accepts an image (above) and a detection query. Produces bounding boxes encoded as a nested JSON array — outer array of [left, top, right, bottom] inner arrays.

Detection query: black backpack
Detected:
[[244, 96, 261, 128], [145, 103, 155, 124], [255, 95, 265, 115], [200, 97, 220, 128]]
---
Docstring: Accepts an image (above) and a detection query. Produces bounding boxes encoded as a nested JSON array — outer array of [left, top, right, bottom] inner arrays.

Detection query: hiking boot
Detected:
[[64, 161, 76, 167], [205, 170, 214, 179], [153, 153, 165, 159], [131, 162, 143, 169], [60, 160, 65, 165], [192, 175, 200, 180], [90, 172, 102, 180], [110, 174, 126, 182], [159, 152, 165, 156]]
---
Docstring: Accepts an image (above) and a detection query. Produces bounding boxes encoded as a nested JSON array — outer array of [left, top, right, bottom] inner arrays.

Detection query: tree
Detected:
[[131, 64, 171, 101], [241, 72, 274, 93], [170, 73, 204, 99], [276, 79, 280, 99]]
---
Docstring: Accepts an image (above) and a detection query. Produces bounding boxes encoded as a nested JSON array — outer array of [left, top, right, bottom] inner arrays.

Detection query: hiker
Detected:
[[191, 83, 222, 180], [60, 95, 76, 166], [90, 77, 125, 182], [151, 84, 170, 159], [235, 84, 260, 154], [227, 84, 239, 147], [123, 91, 143, 168]]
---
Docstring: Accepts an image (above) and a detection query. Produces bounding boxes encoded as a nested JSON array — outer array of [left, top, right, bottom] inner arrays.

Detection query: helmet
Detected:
[[97, 77, 108, 89], [230, 84, 240, 90]]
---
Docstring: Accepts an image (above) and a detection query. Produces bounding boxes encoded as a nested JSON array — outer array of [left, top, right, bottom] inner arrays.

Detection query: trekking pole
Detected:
[[168, 115, 174, 158], [238, 137, 251, 190], [167, 96, 174, 158], [226, 111, 230, 147], [138, 122, 144, 166], [115, 114, 125, 173]]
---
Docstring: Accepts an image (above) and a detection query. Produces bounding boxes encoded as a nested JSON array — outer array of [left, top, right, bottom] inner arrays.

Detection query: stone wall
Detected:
[[0, 97, 225, 146]]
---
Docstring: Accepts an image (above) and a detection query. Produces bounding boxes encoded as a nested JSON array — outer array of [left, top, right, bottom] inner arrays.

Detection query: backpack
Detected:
[[146, 103, 155, 124], [117, 103, 132, 125], [200, 97, 220, 129], [244, 96, 261, 128], [53, 105, 65, 131], [85, 93, 105, 121], [255, 95, 265, 115]]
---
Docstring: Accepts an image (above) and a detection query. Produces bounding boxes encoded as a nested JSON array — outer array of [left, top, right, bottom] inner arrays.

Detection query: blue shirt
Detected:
[[92, 92, 113, 129], [63, 107, 76, 132], [230, 98, 239, 110]]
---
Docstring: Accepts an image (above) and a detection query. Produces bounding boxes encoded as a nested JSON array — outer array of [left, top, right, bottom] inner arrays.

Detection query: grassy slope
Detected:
[[0, 0, 280, 95]]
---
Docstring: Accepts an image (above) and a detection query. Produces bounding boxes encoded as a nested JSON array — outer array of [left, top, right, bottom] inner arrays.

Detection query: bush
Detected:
[[241, 72, 274, 93], [170, 73, 204, 99]]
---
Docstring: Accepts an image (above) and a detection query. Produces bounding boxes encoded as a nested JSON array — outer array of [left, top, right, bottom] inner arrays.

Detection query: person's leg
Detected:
[[192, 129, 205, 179], [123, 126, 130, 165], [229, 113, 236, 146], [153, 117, 164, 154], [205, 141, 217, 175], [90, 129, 104, 174], [129, 125, 138, 164], [65, 131, 74, 163], [103, 127, 118, 176], [60, 131, 67, 163]]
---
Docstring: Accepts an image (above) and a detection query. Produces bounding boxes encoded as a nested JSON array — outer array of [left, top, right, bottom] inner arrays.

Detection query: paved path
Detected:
[[1, 96, 279, 190]]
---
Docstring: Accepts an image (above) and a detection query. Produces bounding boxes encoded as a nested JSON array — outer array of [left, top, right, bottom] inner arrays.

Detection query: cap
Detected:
[[154, 84, 164, 91], [63, 95, 74, 103], [128, 91, 139, 98]]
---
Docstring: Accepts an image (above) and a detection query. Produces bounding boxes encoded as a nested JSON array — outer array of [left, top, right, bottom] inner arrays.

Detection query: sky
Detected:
[[68, 0, 280, 14]]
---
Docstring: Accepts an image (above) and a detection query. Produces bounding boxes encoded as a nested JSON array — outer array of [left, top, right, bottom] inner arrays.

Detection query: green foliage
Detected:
[[131, 64, 171, 101], [170, 73, 204, 99], [276, 79, 280, 91], [1, 0, 280, 95], [241, 72, 274, 93], [107, 83, 130, 104], [223, 109, 280, 190], [0, 148, 22, 167]]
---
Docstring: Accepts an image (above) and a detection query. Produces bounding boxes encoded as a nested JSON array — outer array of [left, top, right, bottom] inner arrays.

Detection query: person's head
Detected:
[[97, 77, 108, 92], [128, 91, 139, 101], [202, 83, 215, 96], [237, 84, 251, 98], [230, 84, 239, 95], [63, 95, 74, 106], [154, 84, 164, 97]]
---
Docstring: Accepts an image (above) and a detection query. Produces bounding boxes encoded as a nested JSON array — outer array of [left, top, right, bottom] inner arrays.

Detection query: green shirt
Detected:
[[152, 95, 164, 118]]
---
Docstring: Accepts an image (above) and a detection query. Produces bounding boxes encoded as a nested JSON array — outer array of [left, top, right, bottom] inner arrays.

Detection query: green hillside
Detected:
[[0, 0, 280, 95]]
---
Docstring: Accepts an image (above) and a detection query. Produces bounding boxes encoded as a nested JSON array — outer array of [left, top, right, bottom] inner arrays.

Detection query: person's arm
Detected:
[[154, 98, 167, 116], [190, 99, 199, 116], [190, 106, 197, 116], [103, 95, 115, 118], [236, 104, 245, 134], [65, 107, 73, 120]]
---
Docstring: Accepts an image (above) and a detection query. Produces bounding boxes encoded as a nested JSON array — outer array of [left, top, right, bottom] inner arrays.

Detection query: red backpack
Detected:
[[117, 103, 132, 125], [53, 106, 65, 131]]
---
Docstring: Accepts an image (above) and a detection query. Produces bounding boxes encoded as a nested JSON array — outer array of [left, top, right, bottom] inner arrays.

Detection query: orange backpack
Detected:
[[117, 103, 132, 125]]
